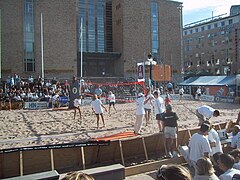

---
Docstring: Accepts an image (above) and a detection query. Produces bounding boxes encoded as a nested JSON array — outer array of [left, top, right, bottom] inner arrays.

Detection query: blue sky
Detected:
[[176, 0, 240, 26]]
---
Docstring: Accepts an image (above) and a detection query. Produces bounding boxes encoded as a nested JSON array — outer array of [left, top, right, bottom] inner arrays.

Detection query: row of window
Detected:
[[184, 18, 234, 35]]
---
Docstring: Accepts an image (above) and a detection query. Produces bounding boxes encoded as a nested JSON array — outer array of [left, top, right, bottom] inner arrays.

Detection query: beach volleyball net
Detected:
[[82, 81, 145, 103]]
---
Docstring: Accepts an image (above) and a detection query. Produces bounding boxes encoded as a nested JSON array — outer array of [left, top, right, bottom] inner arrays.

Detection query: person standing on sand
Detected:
[[179, 87, 184, 101], [153, 91, 165, 132], [73, 96, 82, 120], [143, 88, 154, 126], [196, 87, 202, 101], [134, 93, 145, 135], [91, 94, 107, 129], [162, 104, 179, 158], [196, 105, 220, 126], [107, 91, 117, 114]]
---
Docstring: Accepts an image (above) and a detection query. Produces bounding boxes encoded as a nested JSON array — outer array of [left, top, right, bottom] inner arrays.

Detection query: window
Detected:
[[195, 28, 198, 33], [201, 26, 205, 31], [151, 1, 159, 55], [229, 19, 233, 25], [214, 23, 218, 28], [190, 29, 192, 34], [24, 0, 35, 72], [208, 25, 211, 30], [184, 31, 187, 35], [221, 21, 225, 27]]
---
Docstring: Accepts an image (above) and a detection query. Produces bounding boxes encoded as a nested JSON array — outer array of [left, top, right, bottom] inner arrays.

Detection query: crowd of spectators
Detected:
[[0, 74, 144, 110], [0, 74, 70, 110]]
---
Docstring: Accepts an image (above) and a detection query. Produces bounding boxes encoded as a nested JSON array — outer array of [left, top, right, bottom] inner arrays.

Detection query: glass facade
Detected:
[[24, 0, 35, 72], [97, 0, 104, 52], [151, 1, 159, 56], [78, 0, 105, 52], [78, 0, 86, 52]]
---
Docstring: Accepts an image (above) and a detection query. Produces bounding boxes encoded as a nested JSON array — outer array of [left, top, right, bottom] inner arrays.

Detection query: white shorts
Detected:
[[164, 126, 177, 139]]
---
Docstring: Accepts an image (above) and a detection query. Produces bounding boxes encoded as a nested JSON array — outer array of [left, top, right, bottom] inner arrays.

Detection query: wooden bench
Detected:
[[2, 170, 59, 180]]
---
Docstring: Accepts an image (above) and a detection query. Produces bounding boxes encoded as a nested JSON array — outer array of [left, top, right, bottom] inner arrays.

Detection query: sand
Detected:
[[0, 99, 239, 149]]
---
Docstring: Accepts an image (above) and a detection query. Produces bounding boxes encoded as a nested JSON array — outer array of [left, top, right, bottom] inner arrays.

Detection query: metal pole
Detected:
[[40, 13, 44, 79], [80, 17, 83, 78], [179, 5, 184, 81], [80, 17, 83, 95]]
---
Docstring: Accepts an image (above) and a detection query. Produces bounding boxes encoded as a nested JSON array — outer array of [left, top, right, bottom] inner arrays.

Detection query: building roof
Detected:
[[180, 75, 236, 86]]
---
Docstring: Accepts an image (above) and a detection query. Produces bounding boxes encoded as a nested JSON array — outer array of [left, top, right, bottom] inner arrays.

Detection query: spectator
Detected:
[[91, 94, 107, 129], [61, 171, 94, 180], [231, 125, 240, 149], [193, 157, 219, 180], [94, 85, 102, 98], [156, 164, 192, 180], [153, 90, 165, 132], [204, 121, 223, 157], [196, 87, 202, 101], [196, 105, 220, 126], [189, 122, 211, 168], [162, 104, 179, 158], [212, 152, 224, 177], [219, 153, 240, 180], [236, 112, 240, 125], [229, 149, 240, 170], [179, 87, 184, 101], [134, 93, 145, 135]]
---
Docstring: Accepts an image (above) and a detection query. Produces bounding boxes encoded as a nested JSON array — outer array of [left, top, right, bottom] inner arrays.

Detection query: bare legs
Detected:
[[157, 120, 163, 132], [96, 114, 105, 129], [74, 107, 82, 119], [145, 110, 151, 125]]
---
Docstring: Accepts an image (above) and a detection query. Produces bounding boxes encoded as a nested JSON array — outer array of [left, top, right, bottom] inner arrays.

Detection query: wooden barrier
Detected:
[[0, 122, 235, 179]]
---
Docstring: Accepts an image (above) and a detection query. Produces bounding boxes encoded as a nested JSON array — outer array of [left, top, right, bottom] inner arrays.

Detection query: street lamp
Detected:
[[145, 54, 157, 89]]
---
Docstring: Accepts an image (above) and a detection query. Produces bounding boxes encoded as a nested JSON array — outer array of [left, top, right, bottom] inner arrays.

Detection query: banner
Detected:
[[152, 64, 171, 82], [24, 102, 48, 109], [137, 62, 145, 82]]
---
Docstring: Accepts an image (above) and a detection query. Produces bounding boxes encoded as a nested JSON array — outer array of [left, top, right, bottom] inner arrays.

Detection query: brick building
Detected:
[[0, 0, 182, 81], [183, 8, 240, 76]]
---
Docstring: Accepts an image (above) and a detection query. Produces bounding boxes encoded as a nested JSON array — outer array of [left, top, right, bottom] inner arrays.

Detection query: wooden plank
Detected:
[[141, 137, 148, 161], [81, 147, 86, 170], [19, 151, 23, 176], [125, 156, 186, 177], [50, 149, 54, 170], [119, 140, 125, 166]]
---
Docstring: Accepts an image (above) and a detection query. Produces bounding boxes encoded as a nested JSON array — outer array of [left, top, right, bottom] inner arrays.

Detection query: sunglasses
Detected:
[[157, 165, 167, 179]]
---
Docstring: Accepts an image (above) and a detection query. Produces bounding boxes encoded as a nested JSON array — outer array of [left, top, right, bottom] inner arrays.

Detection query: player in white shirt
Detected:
[[134, 93, 145, 135], [73, 96, 82, 120], [91, 94, 107, 129], [143, 88, 154, 125], [196, 105, 220, 126], [107, 91, 117, 114]]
